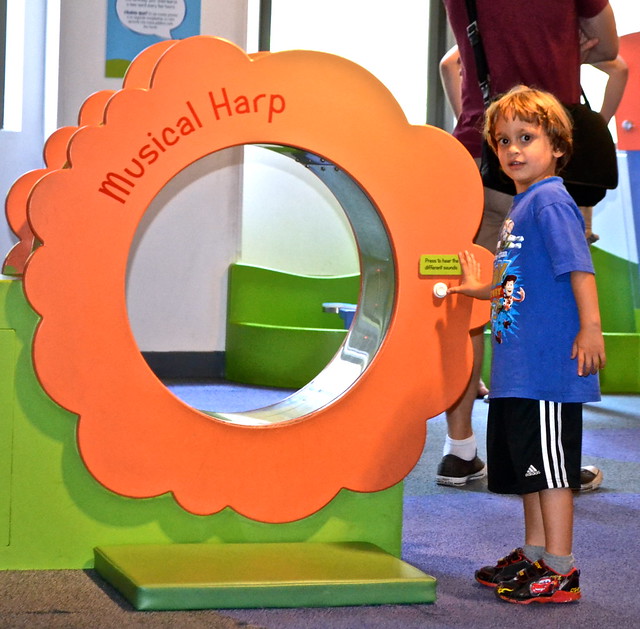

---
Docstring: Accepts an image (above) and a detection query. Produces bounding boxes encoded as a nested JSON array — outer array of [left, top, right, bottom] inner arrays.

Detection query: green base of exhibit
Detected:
[[94, 542, 437, 610]]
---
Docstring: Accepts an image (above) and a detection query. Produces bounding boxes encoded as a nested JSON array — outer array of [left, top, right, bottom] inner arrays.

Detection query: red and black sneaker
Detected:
[[475, 548, 536, 587], [495, 560, 581, 604]]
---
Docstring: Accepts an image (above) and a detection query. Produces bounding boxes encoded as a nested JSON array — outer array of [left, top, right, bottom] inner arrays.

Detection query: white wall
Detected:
[[609, 0, 639, 37], [126, 149, 243, 352], [241, 0, 430, 276], [241, 147, 359, 276], [0, 1, 47, 265]]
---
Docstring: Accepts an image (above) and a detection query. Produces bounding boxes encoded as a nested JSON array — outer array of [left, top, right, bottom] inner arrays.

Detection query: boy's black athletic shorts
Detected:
[[487, 398, 582, 494]]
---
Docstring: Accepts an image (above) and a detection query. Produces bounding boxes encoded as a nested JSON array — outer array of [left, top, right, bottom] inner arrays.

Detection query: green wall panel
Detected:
[[0, 329, 16, 547]]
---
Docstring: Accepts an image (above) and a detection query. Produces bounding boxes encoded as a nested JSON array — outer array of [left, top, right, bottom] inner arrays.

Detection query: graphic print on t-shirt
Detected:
[[491, 219, 526, 344]]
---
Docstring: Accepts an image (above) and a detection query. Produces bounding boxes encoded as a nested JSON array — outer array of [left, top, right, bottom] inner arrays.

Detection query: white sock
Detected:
[[443, 434, 477, 461]]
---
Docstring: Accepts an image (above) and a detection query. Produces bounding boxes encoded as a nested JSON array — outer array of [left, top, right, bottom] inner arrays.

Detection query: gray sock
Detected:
[[522, 544, 544, 562], [542, 551, 575, 575]]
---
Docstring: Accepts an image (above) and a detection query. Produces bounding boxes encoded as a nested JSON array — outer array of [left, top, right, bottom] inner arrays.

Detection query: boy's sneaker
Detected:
[[495, 560, 581, 604], [436, 453, 486, 486], [475, 548, 536, 587], [579, 465, 603, 491]]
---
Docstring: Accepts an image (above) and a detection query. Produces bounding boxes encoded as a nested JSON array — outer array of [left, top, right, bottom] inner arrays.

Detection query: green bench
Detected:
[[225, 263, 360, 388]]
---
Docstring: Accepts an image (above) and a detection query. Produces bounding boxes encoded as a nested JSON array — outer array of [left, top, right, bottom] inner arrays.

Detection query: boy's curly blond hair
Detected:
[[483, 85, 574, 171]]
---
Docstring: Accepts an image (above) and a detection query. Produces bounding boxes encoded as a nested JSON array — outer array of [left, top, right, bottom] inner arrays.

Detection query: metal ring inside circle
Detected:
[[210, 145, 395, 426]]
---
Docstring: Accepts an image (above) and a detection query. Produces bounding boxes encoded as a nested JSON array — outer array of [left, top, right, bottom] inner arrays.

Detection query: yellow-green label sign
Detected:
[[419, 255, 461, 276]]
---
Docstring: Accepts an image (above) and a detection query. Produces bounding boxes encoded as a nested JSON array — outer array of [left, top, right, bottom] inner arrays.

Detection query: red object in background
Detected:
[[615, 32, 640, 151]]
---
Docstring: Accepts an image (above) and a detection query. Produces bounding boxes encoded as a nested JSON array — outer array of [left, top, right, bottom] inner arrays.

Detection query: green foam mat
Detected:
[[94, 541, 436, 610]]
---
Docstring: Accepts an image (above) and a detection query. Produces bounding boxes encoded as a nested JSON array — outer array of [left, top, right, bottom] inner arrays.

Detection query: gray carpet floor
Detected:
[[0, 569, 260, 628], [1, 393, 637, 628]]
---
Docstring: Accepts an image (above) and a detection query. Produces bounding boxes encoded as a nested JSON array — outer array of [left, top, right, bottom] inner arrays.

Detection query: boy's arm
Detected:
[[447, 250, 492, 300], [439, 45, 463, 120], [591, 55, 628, 124], [570, 271, 606, 376]]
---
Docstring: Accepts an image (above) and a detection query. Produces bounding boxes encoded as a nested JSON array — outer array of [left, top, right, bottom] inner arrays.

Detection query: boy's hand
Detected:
[[571, 327, 606, 376], [570, 271, 606, 376], [447, 250, 491, 300]]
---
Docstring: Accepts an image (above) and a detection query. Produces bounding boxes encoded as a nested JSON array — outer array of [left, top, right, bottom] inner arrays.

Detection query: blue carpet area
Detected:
[[179, 391, 638, 629], [164, 379, 296, 413]]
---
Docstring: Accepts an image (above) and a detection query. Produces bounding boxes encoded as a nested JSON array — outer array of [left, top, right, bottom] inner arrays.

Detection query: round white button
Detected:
[[433, 282, 448, 298]]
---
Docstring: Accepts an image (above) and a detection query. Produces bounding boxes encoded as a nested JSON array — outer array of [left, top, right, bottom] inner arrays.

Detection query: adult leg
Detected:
[[436, 327, 487, 486], [446, 326, 484, 440], [579, 205, 599, 244], [437, 183, 512, 485], [474, 185, 513, 252]]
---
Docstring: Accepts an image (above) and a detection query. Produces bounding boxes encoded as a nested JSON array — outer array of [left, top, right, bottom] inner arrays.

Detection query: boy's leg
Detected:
[[496, 460, 579, 603], [515, 402, 577, 563], [522, 492, 545, 548], [475, 491, 544, 588], [523, 488, 575, 567], [497, 487, 579, 604], [486, 400, 581, 602], [539, 487, 574, 557]]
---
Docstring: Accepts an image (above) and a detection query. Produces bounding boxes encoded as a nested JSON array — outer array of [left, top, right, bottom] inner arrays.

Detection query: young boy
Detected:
[[439, 45, 628, 245], [448, 85, 606, 604]]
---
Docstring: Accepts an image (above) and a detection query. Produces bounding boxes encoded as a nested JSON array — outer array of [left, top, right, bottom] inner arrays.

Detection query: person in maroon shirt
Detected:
[[436, 0, 619, 489]]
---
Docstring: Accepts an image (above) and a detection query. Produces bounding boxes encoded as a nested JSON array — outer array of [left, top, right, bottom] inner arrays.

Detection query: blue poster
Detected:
[[106, 0, 201, 78]]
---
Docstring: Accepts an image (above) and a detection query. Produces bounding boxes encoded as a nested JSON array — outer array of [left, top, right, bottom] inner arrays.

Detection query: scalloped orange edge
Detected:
[[21, 36, 492, 521]]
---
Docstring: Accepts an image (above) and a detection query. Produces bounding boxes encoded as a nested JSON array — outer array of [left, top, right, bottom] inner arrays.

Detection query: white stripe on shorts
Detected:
[[539, 400, 569, 489]]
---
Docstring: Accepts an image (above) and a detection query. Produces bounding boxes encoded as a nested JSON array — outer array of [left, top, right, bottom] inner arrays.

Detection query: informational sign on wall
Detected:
[[105, 0, 201, 77]]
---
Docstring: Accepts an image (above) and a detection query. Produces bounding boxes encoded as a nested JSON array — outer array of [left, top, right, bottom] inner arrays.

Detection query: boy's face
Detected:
[[493, 116, 564, 194]]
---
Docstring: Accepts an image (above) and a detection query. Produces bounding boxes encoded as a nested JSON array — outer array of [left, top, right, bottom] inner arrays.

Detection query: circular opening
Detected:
[[126, 144, 395, 425]]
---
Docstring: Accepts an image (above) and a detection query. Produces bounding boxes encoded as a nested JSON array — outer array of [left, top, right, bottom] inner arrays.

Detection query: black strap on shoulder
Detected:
[[464, 0, 491, 107]]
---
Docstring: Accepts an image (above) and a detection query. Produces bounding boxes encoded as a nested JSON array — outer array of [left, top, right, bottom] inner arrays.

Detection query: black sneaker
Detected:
[[579, 465, 603, 491], [495, 560, 581, 604], [436, 453, 486, 487], [475, 548, 536, 587]]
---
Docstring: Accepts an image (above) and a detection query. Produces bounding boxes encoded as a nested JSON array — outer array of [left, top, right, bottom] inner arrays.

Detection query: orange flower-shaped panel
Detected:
[[3, 90, 115, 276], [22, 37, 492, 522], [2, 127, 73, 275]]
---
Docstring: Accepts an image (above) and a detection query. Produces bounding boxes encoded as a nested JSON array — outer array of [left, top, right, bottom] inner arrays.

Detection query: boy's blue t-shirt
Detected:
[[489, 177, 601, 403]]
